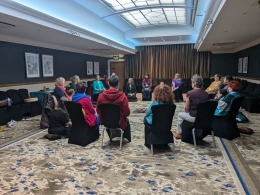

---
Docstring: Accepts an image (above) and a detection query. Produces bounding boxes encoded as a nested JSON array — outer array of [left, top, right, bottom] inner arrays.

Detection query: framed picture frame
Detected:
[[94, 62, 99, 75], [243, 56, 248, 74], [42, 54, 54, 77], [86, 61, 93, 75], [238, 58, 243, 73], [25, 52, 40, 78]]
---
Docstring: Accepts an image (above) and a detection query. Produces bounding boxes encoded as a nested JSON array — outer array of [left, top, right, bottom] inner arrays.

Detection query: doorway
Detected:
[[110, 62, 125, 90]]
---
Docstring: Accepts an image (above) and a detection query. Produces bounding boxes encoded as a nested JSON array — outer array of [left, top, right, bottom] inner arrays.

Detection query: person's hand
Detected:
[[217, 94, 222, 99]]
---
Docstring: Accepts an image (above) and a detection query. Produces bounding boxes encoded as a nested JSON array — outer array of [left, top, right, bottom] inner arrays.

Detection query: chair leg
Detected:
[[192, 128, 197, 150], [101, 127, 105, 149], [151, 144, 153, 155], [171, 143, 175, 153], [212, 130, 216, 148], [119, 130, 123, 150]]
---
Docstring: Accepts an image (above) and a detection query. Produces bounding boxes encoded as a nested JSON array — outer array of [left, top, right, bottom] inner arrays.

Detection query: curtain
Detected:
[[124, 44, 211, 79]]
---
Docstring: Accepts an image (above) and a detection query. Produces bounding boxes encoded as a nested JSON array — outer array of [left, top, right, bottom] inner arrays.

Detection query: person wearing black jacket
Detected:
[[125, 78, 137, 100]]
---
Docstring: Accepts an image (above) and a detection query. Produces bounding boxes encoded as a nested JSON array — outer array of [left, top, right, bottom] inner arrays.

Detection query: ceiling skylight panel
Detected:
[[134, 1, 148, 6], [130, 12, 146, 19], [172, 0, 185, 4], [146, 0, 160, 5], [175, 10, 185, 17], [160, 0, 174, 3], [121, 2, 136, 9]]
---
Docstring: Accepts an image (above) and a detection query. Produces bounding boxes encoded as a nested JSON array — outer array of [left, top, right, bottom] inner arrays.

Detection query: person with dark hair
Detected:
[[142, 73, 152, 101], [72, 82, 99, 130], [214, 89, 228, 100], [48, 97, 71, 136], [125, 78, 137, 100], [144, 84, 175, 126], [93, 74, 105, 101], [96, 75, 131, 132], [172, 75, 209, 139], [223, 75, 233, 91], [214, 80, 241, 116], [206, 74, 222, 94]]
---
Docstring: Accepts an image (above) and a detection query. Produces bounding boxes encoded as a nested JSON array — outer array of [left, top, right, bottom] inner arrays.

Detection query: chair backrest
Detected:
[[0, 91, 7, 100], [151, 104, 176, 133], [251, 84, 260, 97], [6, 89, 21, 104], [65, 101, 86, 127], [97, 103, 121, 128], [227, 95, 244, 119], [18, 89, 30, 101], [193, 100, 218, 129]]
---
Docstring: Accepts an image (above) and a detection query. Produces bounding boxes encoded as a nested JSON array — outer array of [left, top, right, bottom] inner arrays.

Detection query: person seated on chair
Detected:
[[96, 75, 131, 132], [93, 74, 105, 101], [0, 99, 8, 106], [172, 75, 209, 139], [205, 74, 222, 94], [214, 80, 241, 116], [66, 89, 75, 101], [70, 75, 80, 93], [172, 73, 183, 102], [144, 84, 174, 127], [72, 82, 99, 130], [160, 82, 164, 86], [48, 97, 71, 136], [125, 78, 137, 100], [222, 75, 233, 92], [66, 77, 73, 91], [53, 77, 71, 101], [214, 89, 228, 100], [142, 73, 152, 101]]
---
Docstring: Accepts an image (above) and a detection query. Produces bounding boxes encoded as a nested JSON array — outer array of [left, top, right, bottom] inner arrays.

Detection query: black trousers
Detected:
[[173, 88, 183, 102], [93, 94, 100, 101]]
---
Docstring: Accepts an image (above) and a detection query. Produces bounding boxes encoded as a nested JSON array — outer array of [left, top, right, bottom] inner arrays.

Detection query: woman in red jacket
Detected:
[[72, 82, 99, 130]]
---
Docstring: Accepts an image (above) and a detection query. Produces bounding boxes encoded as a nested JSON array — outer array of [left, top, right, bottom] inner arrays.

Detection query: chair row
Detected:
[[122, 78, 212, 93], [0, 89, 42, 125], [64, 96, 244, 153], [234, 78, 260, 113]]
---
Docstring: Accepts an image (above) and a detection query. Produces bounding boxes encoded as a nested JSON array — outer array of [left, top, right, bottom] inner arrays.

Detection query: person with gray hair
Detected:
[[70, 75, 80, 93], [172, 75, 209, 139]]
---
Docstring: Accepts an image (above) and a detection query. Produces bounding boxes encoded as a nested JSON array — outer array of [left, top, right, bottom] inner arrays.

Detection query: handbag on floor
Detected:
[[236, 112, 249, 123]]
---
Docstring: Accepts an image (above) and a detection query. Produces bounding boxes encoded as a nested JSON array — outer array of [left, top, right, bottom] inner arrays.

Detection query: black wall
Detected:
[[0, 41, 108, 85], [210, 53, 234, 76], [233, 44, 260, 78]]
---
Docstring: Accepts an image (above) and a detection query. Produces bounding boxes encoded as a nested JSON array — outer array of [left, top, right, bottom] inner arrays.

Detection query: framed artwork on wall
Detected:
[[94, 62, 99, 75], [42, 54, 54, 77], [243, 56, 248, 74], [25, 52, 40, 78], [238, 58, 243, 73], [86, 61, 93, 75]]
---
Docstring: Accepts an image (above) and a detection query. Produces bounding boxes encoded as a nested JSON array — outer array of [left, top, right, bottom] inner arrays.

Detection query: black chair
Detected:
[[0, 91, 8, 125], [18, 89, 42, 116], [182, 101, 218, 149], [241, 84, 260, 113], [98, 103, 131, 150], [144, 104, 176, 155], [6, 89, 31, 120], [212, 96, 244, 140], [65, 101, 99, 147]]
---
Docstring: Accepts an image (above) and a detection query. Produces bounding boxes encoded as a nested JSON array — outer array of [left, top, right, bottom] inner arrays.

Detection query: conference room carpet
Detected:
[[0, 99, 259, 194]]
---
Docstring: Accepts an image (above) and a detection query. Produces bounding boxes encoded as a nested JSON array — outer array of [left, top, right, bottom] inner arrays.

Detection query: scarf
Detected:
[[56, 86, 71, 101], [72, 93, 91, 102]]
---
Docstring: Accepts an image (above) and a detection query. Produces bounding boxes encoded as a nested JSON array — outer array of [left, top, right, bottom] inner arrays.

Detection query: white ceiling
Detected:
[[198, 0, 260, 52], [0, 13, 132, 57]]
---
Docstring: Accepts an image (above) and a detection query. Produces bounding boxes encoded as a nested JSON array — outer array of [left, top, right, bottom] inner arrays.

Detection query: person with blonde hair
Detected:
[[53, 77, 71, 101], [124, 78, 137, 100], [144, 84, 174, 126]]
